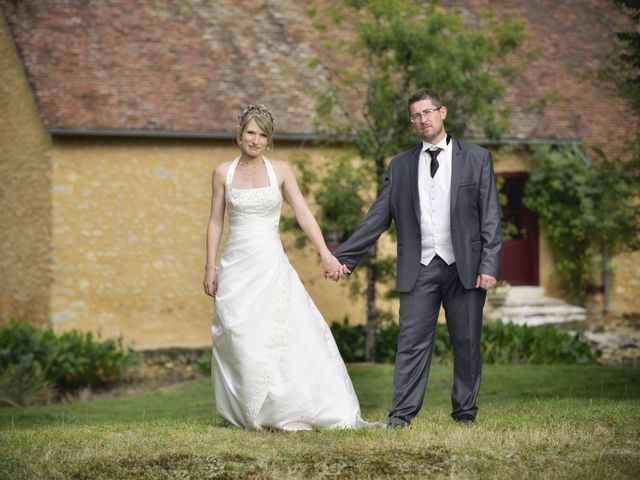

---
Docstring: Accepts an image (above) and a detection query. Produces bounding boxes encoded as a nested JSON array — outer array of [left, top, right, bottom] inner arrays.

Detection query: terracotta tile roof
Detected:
[[1, 0, 637, 149], [452, 0, 637, 150], [1, 0, 330, 136]]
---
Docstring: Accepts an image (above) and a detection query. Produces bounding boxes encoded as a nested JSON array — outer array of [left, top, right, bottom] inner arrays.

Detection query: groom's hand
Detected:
[[476, 274, 497, 290]]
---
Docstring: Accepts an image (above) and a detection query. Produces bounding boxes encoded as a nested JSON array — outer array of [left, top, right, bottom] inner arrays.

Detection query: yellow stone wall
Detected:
[[608, 251, 640, 315], [0, 17, 52, 326], [49, 138, 398, 349]]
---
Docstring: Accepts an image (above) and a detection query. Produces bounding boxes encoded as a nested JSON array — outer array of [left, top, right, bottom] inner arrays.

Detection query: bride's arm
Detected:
[[203, 164, 227, 296], [278, 161, 349, 280]]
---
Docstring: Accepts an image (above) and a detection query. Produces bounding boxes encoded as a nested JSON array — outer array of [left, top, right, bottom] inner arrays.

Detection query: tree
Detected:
[[523, 144, 640, 305], [302, 0, 525, 361]]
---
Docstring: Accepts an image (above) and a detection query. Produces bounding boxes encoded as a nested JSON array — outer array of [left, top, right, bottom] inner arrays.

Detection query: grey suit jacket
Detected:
[[334, 137, 502, 292]]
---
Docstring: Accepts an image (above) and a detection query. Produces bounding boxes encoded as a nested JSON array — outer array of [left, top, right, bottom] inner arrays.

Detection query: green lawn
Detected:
[[1, 364, 639, 479]]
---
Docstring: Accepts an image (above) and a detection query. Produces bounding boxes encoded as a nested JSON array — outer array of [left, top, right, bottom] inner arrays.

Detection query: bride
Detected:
[[203, 104, 374, 431]]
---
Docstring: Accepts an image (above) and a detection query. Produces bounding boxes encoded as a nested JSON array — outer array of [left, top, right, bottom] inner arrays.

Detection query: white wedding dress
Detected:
[[211, 157, 369, 431]]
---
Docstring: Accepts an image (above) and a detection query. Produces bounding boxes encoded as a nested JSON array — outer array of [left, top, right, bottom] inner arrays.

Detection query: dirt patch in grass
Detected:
[[282, 446, 452, 478], [66, 447, 452, 479], [70, 451, 263, 479]]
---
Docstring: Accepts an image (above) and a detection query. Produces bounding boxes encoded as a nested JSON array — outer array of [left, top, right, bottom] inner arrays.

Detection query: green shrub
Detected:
[[330, 317, 365, 362], [0, 320, 133, 404], [330, 319, 596, 365], [48, 330, 132, 390], [481, 321, 596, 364], [330, 320, 453, 364], [0, 363, 56, 407], [374, 321, 398, 363], [196, 350, 212, 377]]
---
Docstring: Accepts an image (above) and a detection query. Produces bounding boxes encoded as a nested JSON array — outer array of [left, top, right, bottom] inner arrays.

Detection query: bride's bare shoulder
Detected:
[[211, 160, 234, 183], [214, 160, 235, 174]]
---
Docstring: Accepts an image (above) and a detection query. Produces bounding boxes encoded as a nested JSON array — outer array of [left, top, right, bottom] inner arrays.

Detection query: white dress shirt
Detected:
[[418, 136, 456, 266]]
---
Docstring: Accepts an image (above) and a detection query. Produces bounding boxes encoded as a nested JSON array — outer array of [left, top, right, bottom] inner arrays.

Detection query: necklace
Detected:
[[238, 160, 262, 177]]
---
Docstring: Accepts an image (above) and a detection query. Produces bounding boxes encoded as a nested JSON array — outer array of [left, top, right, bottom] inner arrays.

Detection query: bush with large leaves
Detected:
[[0, 321, 133, 406]]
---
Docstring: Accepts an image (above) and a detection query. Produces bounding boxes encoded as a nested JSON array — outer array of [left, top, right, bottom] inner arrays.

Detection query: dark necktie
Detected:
[[427, 147, 442, 178]]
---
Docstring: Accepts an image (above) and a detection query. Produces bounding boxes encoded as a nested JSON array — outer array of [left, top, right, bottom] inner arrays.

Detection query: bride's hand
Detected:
[[321, 254, 350, 283], [203, 267, 218, 297]]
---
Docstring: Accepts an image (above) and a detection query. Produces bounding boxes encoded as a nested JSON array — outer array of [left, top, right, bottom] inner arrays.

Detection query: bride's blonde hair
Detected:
[[236, 104, 276, 151]]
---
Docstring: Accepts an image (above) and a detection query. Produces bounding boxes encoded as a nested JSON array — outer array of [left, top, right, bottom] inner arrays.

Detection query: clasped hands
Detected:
[[321, 254, 350, 283]]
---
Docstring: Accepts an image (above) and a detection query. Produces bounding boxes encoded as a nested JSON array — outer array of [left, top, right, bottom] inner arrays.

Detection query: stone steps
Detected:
[[486, 286, 587, 326]]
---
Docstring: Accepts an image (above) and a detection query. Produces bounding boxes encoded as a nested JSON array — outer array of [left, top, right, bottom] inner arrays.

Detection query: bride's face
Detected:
[[240, 118, 268, 158]]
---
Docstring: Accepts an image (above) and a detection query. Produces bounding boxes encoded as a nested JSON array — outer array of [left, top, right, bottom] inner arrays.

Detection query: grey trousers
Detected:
[[387, 256, 486, 425]]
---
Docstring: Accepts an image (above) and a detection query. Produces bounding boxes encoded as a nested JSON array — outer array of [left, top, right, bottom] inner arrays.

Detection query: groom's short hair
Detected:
[[407, 88, 443, 113]]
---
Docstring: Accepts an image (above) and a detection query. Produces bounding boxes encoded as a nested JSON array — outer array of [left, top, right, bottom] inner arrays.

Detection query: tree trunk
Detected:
[[365, 244, 378, 362], [364, 154, 387, 362]]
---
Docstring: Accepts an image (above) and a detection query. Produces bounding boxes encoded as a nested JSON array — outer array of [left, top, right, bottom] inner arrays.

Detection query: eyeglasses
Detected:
[[410, 107, 442, 123]]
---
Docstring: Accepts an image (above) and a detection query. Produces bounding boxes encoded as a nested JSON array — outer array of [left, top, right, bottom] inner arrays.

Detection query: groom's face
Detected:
[[409, 98, 447, 144]]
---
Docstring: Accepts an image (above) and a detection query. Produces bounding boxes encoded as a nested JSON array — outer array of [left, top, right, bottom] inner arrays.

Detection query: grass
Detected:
[[1, 364, 639, 479]]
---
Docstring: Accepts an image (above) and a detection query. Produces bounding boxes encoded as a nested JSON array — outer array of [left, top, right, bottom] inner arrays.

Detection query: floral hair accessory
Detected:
[[237, 104, 276, 126]]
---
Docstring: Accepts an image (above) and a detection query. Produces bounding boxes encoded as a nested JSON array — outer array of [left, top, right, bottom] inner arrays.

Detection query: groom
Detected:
[[327, 88, 501, 426]]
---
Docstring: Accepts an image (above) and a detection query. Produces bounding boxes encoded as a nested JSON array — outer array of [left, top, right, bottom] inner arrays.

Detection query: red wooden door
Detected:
[[499, 173, 539, 285]]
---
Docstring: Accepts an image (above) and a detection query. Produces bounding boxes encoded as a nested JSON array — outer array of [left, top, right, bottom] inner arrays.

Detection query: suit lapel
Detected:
[[450, 137, 463, 214], [409, 143, 422, 223]]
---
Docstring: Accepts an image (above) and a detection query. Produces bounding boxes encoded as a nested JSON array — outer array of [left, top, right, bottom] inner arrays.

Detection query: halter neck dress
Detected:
[[211, 157, 367, 430]]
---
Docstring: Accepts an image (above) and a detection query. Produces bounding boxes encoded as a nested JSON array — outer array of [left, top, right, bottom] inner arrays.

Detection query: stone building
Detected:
[[1, 0, 638, 349]]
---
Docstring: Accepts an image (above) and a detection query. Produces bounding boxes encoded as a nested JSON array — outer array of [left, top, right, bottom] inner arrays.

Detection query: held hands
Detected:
[[476, 273, 497, 290], [203, 266, 218, 297], [321, 253, 350, 283]]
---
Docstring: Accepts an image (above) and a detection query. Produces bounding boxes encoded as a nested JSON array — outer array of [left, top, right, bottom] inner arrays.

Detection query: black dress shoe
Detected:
[[387, 420, 411, 429], [452, 414, 476, 424]]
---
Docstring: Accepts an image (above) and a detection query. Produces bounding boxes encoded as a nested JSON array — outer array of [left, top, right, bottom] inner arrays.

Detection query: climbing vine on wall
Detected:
[[523, 145, 639, 305]]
